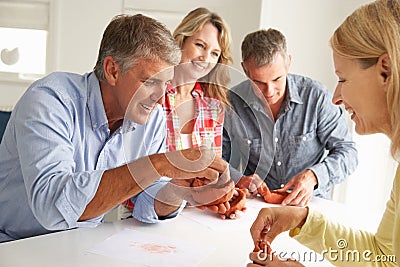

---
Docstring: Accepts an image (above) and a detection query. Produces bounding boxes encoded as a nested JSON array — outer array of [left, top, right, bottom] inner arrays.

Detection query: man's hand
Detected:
[[236, 174, 264, 196], [276, 169, 317, 206], [154, 169, 234, 217], [201, 188, 248, 219], [128, 147, 228, 193], [151, 147, 227, 181], [169, 178, 235, 207]]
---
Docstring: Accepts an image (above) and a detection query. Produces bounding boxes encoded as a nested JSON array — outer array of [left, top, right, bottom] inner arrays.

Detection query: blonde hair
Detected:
[[330, 0, 400, 159], [173, 7, 233, 108]]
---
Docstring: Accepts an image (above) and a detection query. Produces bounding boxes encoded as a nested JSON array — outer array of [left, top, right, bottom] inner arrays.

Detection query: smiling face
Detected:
[[113, 58, 174, 125], [242, 53, 290, 114], [179, 22, 221, 80], [332, 52, 391, 135]]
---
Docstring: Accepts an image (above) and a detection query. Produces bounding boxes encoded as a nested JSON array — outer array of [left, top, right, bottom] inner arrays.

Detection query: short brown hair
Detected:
[[241, 28, 289, 68]]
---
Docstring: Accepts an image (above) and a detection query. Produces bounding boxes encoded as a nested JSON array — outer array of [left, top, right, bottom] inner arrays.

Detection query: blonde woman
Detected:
[[167, 7, 247, 218], [122, 8, 245, 219], [165, 7, 232, 157], [248, 0, 400, 266]]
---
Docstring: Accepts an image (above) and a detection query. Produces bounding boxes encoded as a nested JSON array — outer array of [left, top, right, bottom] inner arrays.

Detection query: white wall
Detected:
[[52, 0, 124, 73], [260, 0, 373, 90]]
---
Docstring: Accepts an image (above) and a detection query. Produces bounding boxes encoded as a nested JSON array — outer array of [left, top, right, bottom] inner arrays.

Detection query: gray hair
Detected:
[[94, 14, 181, 81], [241, 28, 289, 67]]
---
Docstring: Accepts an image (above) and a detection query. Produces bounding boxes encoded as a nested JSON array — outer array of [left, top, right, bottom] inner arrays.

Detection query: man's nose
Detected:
[[151, 85, 165, 104]]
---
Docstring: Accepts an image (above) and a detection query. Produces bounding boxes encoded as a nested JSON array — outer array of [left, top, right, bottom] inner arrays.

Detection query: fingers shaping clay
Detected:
[[223, 188, 247, 217], [253, 240, 272, 255], [191, 177, 234, 205], [258, 183, 289, 204]]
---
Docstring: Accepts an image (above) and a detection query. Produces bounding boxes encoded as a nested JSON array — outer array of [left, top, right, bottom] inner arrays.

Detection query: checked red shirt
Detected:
[[121, 82, 224, 213], [164, 82, 224, 157]]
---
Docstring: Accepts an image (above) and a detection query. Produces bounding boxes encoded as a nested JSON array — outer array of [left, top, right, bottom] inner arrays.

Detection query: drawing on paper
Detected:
[[130, 242, 177, 254]]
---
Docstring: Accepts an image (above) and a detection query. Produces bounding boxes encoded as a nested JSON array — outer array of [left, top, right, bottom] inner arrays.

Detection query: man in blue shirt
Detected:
[[0, 14, 232, 242], [223, 28, 358, 206]]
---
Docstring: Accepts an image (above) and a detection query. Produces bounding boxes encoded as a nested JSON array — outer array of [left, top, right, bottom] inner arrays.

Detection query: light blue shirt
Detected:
[[223, 74, 358, 199], [0, 72, 182, 242]]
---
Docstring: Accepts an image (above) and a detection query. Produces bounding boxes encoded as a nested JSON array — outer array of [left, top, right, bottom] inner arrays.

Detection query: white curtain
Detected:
[[0, 1, 49, 30]]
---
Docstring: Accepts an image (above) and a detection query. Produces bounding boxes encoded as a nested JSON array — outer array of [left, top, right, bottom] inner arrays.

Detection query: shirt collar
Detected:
[[234, 79, 264, 109], [87, 73, 136, 133], [286, 74, 303, 105], [87, 73, 109, 131]]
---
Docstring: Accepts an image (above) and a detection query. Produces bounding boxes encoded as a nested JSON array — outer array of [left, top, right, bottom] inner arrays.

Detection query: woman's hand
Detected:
[[250, 206, 309, 249], [247, 251, 305, 267]]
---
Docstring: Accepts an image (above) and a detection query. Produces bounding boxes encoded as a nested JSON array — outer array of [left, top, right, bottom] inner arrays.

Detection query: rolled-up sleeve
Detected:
[[132, 177, 186, 223]]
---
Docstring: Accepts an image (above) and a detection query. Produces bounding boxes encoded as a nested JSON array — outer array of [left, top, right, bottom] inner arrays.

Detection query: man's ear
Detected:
[[103, 56, 119, 86], [241, 62, 249, 77], [286, 54, 292, 70], [378, 53, 391, 91]]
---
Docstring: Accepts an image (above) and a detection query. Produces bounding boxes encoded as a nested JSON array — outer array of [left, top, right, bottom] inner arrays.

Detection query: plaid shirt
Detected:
[[121, 82, 224, 213], [164, 82, 224, 157]]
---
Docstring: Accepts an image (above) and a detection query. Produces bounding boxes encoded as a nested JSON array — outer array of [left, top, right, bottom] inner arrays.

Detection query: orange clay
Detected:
[[253, 240, 272, 255], [191, 177, 234, 205], [223, 188, 247, 217], [258, 183, 289, 204]]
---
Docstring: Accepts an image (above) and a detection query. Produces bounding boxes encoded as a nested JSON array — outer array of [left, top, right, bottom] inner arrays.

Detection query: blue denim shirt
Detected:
[[0, 72, 182, 242], [223, 74, 358, 199]]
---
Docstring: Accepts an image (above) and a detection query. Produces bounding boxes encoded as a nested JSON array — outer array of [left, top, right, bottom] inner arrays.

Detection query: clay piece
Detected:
[[253, 240, 272, 254], [191, 178, 248, 218], [223, 188, 247, 217], [191, 177, 235, 205], [258, 183, 289, 204]]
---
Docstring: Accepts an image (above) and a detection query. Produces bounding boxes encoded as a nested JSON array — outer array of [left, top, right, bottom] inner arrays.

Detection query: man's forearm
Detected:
[[154, 182, 184, 217], [79, 156, 161, 221]]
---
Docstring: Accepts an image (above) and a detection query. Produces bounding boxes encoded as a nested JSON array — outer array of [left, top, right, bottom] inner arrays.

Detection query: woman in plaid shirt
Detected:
[[121, 7, 243, 219], [164, 7, 232, 156]]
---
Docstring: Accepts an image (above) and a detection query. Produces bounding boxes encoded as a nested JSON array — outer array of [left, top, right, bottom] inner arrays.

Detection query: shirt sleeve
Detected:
[[310, 89, 358, 194], [222, 103, 248, 183], [14, 86, 104, 230], [131, 177, 186, 223]]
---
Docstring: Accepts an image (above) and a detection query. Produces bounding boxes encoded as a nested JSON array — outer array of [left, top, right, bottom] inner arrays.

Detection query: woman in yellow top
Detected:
[[248, 0, 400, 266]]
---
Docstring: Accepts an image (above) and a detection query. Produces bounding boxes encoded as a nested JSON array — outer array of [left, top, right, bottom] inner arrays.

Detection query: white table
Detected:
[[0, 197, 349, 267]]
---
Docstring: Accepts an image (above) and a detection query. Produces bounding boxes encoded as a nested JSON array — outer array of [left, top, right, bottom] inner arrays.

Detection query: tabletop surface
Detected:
[[0, 197, 351, 267]]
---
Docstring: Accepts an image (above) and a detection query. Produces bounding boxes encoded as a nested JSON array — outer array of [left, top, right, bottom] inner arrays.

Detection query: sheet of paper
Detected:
[[87, 229, 215, 267], [181, 198, 277, 232], [180, 207, 254, 231]]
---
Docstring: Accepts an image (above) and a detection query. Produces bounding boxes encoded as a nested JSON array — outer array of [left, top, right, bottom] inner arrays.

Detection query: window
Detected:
[[0, 0, 49, 81]]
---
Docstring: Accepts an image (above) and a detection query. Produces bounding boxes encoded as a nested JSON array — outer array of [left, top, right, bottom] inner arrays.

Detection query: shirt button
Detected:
[[275, 137, 278, 143], [277, 161, 282, 166], [247, 139, 252, 145], [302, 136, 307, 141], [280, 184, 285, 188], [93, 123, 98, 128]]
